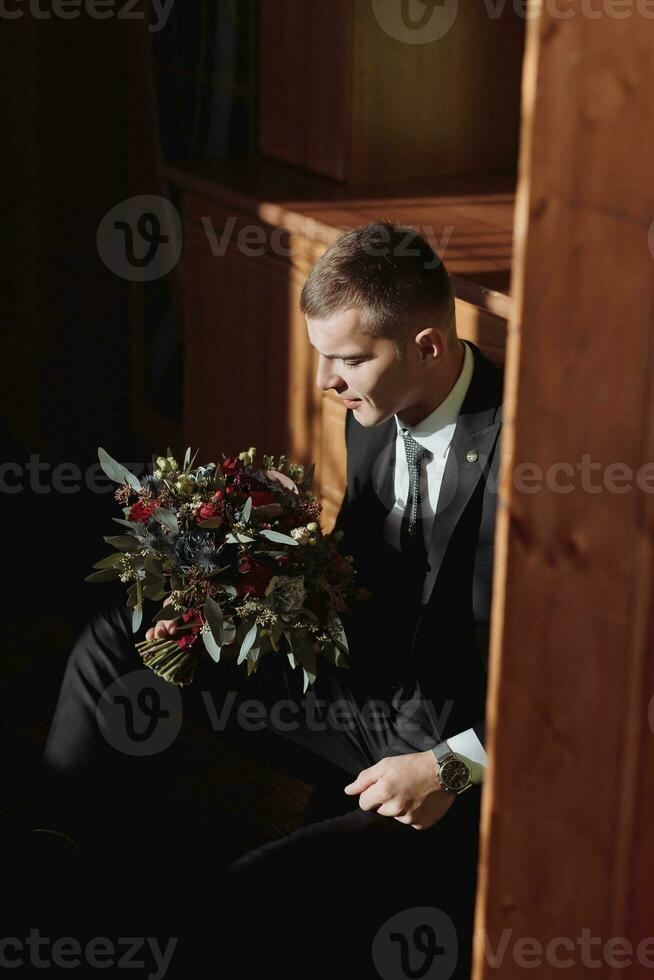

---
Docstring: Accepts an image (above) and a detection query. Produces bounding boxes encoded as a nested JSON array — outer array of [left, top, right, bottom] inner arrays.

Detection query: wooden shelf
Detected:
[[160, 153, 514, 320]]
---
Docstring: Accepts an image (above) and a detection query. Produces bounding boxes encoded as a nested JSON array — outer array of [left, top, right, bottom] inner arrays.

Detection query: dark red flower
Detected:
[[173, 609, 203, 650], [222, 457, 241, 475], [250, 491, 276, 507], [238, 561, 274, 598], [129, 498, 160, 522], [196, 501, 220, 522]]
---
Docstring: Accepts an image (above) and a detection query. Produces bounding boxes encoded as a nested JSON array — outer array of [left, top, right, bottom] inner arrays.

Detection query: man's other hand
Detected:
[[343, 751, 457, 830]]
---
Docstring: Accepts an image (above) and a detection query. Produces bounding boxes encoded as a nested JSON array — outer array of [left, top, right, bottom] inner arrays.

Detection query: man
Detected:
[[29, 221, 503, 977]]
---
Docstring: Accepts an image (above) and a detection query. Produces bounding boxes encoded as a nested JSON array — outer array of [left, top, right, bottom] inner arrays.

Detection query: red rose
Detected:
[[196, 501, 220, 521], [222, 457, 241, 475], [238, 560, 274, 598], [129, 498, 160, 522], [250, 491, 276, 507], [173, 609, 203, 650]]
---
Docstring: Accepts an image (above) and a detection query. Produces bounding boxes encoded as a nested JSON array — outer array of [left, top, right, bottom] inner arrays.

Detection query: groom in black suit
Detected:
[[30, 220, 503, 978]]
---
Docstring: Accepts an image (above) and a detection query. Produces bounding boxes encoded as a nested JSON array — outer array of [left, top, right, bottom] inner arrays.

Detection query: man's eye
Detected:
[[344, 361, 363, 367]]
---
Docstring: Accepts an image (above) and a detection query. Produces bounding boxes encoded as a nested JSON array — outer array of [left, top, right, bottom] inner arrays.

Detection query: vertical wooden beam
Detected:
[[475, 4, 654, 978]]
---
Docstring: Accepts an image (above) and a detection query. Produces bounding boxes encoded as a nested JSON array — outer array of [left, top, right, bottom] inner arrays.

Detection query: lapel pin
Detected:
[[466, 449, 479, 463]]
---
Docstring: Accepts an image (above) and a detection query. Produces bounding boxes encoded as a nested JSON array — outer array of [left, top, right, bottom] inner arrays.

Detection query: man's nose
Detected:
[[315, 358, 343, 392]]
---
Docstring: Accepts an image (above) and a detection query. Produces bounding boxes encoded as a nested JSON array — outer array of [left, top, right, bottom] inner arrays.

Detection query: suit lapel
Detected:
[[422, 342, 502, 607]]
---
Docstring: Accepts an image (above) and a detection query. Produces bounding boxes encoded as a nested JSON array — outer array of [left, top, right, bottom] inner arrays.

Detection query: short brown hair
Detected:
[[299, 220, 455, 358]]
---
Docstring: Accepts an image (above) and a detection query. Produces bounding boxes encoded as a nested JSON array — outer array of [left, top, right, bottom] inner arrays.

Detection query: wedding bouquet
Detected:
[[86, 446, 369, 690]]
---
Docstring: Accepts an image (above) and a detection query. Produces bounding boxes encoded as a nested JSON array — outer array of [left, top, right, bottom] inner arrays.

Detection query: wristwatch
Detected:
[[431, 740, 473, 794]]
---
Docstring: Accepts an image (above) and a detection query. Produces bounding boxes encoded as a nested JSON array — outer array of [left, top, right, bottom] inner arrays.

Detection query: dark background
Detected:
[[0, 1, 338, 875]]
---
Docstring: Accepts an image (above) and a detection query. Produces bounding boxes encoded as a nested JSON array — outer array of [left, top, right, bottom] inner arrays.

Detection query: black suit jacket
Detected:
[[333, 340, 503, 754]]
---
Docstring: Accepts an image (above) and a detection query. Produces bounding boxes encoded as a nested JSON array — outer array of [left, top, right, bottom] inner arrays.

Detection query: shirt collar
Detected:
[[394, 340, 474, 458]]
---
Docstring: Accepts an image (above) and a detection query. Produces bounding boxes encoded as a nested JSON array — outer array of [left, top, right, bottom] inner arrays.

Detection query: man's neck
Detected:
[[397, 340, 466, 429]]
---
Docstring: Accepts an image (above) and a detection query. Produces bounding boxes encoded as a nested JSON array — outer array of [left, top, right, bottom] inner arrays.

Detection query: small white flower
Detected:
[[290, 527, 311, 545]]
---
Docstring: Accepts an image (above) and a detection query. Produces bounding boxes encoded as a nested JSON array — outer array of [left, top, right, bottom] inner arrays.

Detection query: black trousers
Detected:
[[31, 601, 481, 979]]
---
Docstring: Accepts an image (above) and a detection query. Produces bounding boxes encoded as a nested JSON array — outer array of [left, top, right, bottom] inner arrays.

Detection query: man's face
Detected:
[[306, 307, 423, 427]]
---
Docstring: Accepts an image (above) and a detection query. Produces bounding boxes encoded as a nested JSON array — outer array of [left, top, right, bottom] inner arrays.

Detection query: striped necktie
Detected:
[[400, 428, 431, 577]]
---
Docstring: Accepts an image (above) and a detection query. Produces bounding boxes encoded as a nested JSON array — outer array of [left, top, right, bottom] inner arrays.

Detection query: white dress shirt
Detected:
[[372, 339, 488, 781]]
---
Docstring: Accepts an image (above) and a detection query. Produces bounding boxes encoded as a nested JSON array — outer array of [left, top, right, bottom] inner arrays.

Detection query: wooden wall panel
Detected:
[[349, 0, 525, 184], [259, 0, 524, 185], [474, 6, 654, 978], [259, 0, 351, 180], [455, 300, 507, 368]]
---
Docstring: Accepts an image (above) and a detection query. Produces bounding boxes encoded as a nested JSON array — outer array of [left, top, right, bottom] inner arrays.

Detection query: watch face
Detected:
[[440, 759, 471, 791]]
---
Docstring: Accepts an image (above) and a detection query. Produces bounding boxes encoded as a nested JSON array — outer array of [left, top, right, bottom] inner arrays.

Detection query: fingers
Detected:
[[144, 594, 179, 643], [144, 619, 178, 643], [343, 762, 383, 796], [358, 782, 389, 812]]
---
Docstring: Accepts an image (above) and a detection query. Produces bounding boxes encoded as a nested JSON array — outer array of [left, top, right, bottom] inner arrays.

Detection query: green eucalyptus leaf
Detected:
[[302, 666, 315, 693], [241, 496, 252, 523], [132, 606, 143, 633], [143, 572, 166, 601], [143, 554, 164, 577], [259, 530, 298, 546], [92, 553, 125, 570], [202, 629, 222, 663], [330, 617, 349, 654], [112, 517, 138, 529], [204, 596, 224, 645], [85, 568, 121, 582], [186, 448, 200, 473], [153, 508, 179, 533], [238, 622, 258, 663], [98, 447, 141, 491], [151, 605, 186, 623], [103, 534, 141, 552], [269, 621, 284, 651]]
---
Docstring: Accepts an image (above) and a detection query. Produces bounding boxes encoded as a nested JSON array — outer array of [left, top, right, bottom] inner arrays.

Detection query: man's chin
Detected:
[[352, 405, 392, 428]]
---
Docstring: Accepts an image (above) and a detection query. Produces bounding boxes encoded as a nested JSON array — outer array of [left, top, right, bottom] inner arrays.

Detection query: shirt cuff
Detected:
[[445, 728, 487, 785]]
